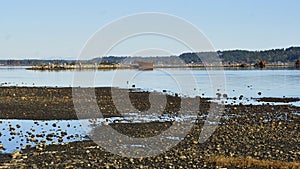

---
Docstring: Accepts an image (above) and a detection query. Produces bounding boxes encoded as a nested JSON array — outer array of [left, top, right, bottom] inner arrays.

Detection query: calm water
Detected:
[[0, 66, 299, 99]]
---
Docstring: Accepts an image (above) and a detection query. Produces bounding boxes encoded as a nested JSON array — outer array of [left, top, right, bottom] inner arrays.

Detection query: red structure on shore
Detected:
[[255, 60, 266, 68]]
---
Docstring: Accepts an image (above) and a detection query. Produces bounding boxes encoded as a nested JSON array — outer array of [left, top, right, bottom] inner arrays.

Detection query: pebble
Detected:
[[11, 150, 21, 159]]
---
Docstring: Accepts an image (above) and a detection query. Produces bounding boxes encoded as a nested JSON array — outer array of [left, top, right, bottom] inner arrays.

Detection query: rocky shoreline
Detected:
[[0, 87, 300, 168]]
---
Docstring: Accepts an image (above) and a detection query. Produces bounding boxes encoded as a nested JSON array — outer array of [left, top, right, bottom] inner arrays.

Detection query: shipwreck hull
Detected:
[[135, 61, 154, 70]]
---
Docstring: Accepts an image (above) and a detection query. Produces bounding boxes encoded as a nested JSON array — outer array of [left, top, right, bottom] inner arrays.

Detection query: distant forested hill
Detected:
[[219, 47, 300, 63], [179, 47, 300, 64], [0, 59, 74, 66], [1, 47, 300, 65]]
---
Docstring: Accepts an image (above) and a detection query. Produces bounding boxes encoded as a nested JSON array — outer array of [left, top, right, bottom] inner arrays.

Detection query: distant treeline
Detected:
[[179, 47, 300, 64], [1, 47, 300, 66], [219, 46, 300, 63], [0, 59, 74, 66], [0, 57, 127, 66]]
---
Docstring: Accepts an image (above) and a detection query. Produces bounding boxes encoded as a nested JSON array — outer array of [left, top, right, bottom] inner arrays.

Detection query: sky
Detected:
[[0, 0, 300, 59]]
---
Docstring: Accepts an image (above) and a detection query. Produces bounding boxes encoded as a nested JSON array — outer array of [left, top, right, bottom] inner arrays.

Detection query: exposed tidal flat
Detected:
[[0, 87, 299, 168]]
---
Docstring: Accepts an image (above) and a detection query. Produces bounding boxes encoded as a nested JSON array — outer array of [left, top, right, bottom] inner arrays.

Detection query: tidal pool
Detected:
[[0, 119, 87, 153], [0, 113, 199, 154], [1, 109, 298, 154]]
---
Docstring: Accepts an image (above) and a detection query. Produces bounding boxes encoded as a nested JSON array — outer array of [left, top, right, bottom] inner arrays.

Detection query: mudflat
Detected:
[[0, 87, 300, 168]]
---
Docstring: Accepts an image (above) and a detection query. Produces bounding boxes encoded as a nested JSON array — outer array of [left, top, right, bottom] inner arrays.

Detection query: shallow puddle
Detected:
[[216, 97, 300, 107], [0, 113, 199, 154], [1, 109, 297, 154], [0, 119, 88, 153]]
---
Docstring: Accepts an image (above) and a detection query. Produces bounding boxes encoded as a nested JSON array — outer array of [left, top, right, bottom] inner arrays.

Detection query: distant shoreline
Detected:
[[25, 63, 295, 70], [1, 46, 300, 68]]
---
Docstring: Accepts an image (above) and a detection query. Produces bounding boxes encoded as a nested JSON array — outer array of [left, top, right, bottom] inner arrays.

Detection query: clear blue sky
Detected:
[[1, 0, 300, 59]]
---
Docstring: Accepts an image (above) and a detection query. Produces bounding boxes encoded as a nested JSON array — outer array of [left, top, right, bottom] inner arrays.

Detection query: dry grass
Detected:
[[205, 155, 300, 169]]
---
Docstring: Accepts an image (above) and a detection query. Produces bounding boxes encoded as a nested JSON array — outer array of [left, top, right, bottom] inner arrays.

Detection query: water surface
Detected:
[[0, 66, 299, 100]]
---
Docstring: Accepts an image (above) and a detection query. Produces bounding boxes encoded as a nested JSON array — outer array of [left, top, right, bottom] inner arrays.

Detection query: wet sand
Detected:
[[0, 87, 300, 168]]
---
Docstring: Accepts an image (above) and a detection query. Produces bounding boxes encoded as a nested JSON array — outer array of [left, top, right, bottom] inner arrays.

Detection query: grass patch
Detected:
[[205, 155, 300, 169]]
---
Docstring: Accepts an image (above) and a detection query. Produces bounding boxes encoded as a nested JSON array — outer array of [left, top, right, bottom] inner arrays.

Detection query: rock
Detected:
[[65, 165, 74, 169], [179, 155, 187, 160], [0, 144, 4, 150], [11, 150, 21, 159], [31, 164, 38, 169]]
